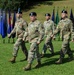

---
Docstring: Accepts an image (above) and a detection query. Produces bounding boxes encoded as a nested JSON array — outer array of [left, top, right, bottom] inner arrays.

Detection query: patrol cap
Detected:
[[61, 10, 67, 14], [45, 13, 51, 16], [29, 12, 37, 16]]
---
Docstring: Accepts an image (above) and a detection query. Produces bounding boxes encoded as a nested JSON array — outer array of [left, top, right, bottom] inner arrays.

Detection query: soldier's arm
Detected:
[[52, 22, 55, 33], [38, 23, 45, 43], [43, 22, 45, 37], [43, 22, 45, 30], [23, 22, 28, 40], [9, 24, 16, 36], [23, 30, 28, 40], [70, 21, 74, 41], [22, 21, 28, 34], [53, 22, 60, 35]]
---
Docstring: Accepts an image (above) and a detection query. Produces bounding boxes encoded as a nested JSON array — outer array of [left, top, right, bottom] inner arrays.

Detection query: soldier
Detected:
[[51, 10, 74, 64], [23, 12, 44, 71], [41, 13, 55, 58], [8, 11, 28, 63]]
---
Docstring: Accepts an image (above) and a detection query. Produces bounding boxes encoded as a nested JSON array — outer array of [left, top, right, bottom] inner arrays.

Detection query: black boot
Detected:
[[40, 53, 45, 58], [55, 58, 63, 64], [55, 50, 64, 64], [67, 48, 74, 61], [68, 54, 74, 61], [9, 56, 16, 63], [34, 60, 41, 68], [23, 63, 31, 71]]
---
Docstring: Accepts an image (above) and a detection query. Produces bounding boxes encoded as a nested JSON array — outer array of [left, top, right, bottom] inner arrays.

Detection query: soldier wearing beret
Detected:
[[23, 12, 44, 71], [8, 11, 28, 63], [41, 13, 55, 58], [51, 10, 74, 64]]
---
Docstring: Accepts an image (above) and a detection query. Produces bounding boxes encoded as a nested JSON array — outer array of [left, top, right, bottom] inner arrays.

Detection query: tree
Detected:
[[0, 0, 21, 11]]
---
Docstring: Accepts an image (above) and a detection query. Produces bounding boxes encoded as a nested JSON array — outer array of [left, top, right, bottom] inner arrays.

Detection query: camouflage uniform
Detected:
[[53, 18, 74, 61], [42, 19, 55, 55], [24, 19, 44, 64], [10, 18, 28, 58]]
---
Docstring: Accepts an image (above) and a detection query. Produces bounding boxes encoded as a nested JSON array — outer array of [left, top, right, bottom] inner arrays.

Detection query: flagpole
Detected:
[[3, 38, 5, 43], [57, 7, 60, 41], [8, 38, 10, 43], [12, 38, 15, 43], [11, 11, 16, 43]]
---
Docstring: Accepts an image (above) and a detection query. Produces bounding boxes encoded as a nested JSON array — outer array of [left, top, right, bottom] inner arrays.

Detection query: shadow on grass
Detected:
[[17, 50, 74, 63], [41, 51, 60, 58], [42, 49, 74, 58], [33, 50, 74, 69], [33, 57, 74, 70]]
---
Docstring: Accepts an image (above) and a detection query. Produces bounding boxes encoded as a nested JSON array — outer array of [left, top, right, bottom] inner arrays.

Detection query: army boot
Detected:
[[34, 60, 41, 68], [9, 56, 16, 63], [68, 54, 74, 61], [23, 63, 31, 71], [50, 50, 54, 55], [41, 53, 45, 58], [55, 58, 63, 64], [55, 50, 64, 64], [67, 48, 74, 61]]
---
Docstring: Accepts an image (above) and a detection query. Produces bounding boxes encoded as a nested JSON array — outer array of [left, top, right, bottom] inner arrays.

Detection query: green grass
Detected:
[[23, 0, 74, 22], [23, 0, 74, 23], [0, 0, 74, 75], [0, 36, 74, 75]]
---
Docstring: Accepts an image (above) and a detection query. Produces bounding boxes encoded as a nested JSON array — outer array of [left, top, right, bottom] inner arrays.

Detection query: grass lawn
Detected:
[[0, 0, 74, 75], [0, 36, 74, 75], [23, 0, 74, 23]]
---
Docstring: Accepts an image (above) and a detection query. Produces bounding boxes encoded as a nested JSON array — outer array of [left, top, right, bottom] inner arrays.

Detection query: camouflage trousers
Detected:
[[42, 36, 54, 54], [60, 38, 73, 59], [13, 38, 28, 57], [27, 42, 41, 64]]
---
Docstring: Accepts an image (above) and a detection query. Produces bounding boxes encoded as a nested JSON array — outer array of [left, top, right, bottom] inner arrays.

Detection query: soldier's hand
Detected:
[[51, 35, 54, 38], [37, 41, 40, 45], [8, 34, 11, 38], [22, 38, 25, 41], [72, 39, 74, 42]]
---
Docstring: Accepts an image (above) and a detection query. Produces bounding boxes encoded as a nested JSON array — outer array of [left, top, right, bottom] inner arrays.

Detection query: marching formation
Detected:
[[7, 10, 74, 71]]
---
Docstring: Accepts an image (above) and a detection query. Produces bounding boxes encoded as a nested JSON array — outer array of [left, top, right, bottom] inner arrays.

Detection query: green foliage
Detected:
[[0, 1, 74, 74], [0, 0, 27, 11]]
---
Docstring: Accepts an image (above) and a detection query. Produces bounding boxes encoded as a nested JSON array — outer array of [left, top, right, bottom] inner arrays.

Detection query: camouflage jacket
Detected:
[[10, 18, 28, 38], [24, 19, 44, 43], [53, 18, 74, 40], [44, 19, 55, 37]]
